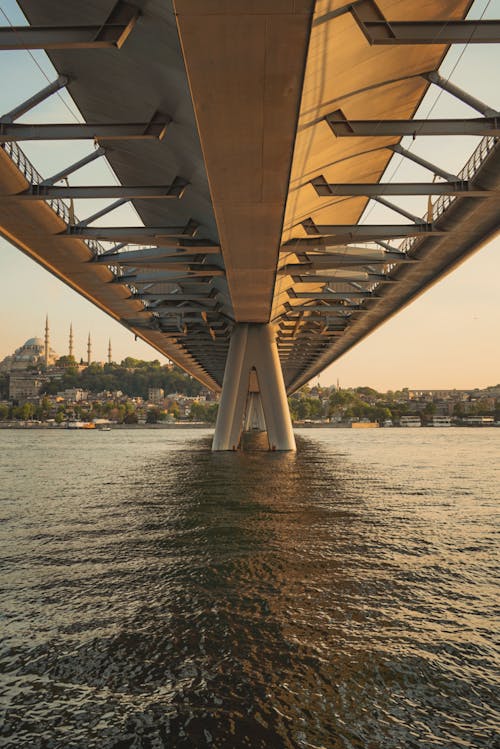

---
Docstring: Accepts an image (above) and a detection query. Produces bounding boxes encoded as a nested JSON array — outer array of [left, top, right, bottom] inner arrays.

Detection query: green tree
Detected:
[[146, 408, 160, 424], [20, 402, 34, 420]]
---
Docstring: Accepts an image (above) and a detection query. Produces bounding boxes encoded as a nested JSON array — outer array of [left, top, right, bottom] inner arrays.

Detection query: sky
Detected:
[[0, 0, 499, 391]]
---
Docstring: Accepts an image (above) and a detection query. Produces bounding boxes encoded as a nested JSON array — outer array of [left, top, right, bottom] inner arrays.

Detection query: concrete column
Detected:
[[212, 323, 296, 451], [253, 325, 295, 451], [212, 325, 248, 451], [244, 392, 266, 432]]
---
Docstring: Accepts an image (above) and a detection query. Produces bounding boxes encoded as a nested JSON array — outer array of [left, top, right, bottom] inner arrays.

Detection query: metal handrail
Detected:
[[400, 135, 498, 256], [367, 136, 498, 286], [0, 140, 121, 275]]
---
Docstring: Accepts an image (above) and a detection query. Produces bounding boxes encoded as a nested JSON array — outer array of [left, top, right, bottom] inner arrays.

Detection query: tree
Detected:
[[56, 355, 76, 368], [146, 408, 160, 424], [169, 403, 180, 420], [20, 402, 34, 420]]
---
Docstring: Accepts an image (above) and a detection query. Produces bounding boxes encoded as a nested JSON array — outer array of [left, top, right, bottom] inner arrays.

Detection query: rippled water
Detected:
[[0, 427, 498, 748]]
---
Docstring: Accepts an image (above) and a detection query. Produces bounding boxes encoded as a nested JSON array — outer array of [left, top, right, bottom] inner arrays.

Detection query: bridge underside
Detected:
[[0, 0, 499, 449]]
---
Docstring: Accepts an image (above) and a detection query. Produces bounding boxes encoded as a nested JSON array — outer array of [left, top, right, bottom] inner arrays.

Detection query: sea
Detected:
[[0, 427, 498, 749]]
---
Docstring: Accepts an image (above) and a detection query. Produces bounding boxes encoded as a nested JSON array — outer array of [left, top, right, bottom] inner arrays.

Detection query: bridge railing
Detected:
[[2, 140, 71, 224], [361, 135, 498, 293], [400, 135, 498, 256], [1, 141, 123, 277]]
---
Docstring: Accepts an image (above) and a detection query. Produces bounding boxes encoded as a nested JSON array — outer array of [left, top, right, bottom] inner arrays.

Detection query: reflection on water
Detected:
[[0, 429, 498, 748]]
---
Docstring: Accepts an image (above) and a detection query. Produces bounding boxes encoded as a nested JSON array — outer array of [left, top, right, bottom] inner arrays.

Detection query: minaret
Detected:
[[107, 338, 112, 365], [44, 315, 50, 367], [87, 332, 92, 366], [69, 323, 74, 359]]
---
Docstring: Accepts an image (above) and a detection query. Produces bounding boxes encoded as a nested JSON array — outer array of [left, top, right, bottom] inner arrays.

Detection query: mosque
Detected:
[[0, 316, 112, 373]]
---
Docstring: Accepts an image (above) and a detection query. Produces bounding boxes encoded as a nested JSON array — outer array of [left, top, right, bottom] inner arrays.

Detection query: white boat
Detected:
[[429, 416, 452, 427], [399, 416, 421, 427]]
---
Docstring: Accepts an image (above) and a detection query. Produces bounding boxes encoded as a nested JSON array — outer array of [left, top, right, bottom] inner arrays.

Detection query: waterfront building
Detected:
[[57, 388, 88, 402], [148, 387, 165, 403], [9, 372, 48, 400]]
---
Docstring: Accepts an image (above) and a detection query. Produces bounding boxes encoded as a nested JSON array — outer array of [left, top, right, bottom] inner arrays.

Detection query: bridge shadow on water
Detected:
[[101, 433, 368, 749], [2, 432, 495, 749]]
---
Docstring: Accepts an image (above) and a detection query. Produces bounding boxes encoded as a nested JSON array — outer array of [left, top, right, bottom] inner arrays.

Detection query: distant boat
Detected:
[[429, 416, 452, 427], [67, 421, 96, 430], [98, 426, 112, 431], [399, 416, 421, 427]]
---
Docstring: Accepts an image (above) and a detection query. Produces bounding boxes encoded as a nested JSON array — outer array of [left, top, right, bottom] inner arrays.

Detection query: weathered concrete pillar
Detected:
[[212, 323, 296, 451]]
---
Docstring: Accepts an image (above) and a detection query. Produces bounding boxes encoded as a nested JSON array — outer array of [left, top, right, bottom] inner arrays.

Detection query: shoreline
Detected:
[[0, 422, 498, 430]]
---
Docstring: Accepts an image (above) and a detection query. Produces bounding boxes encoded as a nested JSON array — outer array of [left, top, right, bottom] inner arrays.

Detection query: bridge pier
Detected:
[[212, 324, 296, 452], [244, 392, 266, 433]]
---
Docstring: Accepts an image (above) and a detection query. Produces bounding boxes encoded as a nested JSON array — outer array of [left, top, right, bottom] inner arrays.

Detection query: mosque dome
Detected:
[[0, 332, 58, 372], [23, 337, 44, 348]]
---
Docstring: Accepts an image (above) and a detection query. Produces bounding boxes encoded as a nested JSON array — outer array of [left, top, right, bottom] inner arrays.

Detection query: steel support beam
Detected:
[[0, 2, 139, 50], [292, 273, 392, 283], [95, 247, 216, 263], [388, 144, 458, 182], [359, 20, 500, 45], [120, 264, 223, 274], [310, 177, 490, 197], [326, 110, 499, 137], [0, 117, 169, 142], [147, 306, 212, 314], [64, 222, 198, 240], [40, 148, 106, 186], [426, 71, 498, 118], [284, 305, 360, 313], [281, 241, 415, 260], [0, 76, 69, 123], [12, 181, 187, 200], [140, 296, 215, 303], [120, 271, 224, 282], [76, 198, 128, 227], [302, 220, 440, 237], [294, 291, 372, 299], [372, 196, 426, 224]]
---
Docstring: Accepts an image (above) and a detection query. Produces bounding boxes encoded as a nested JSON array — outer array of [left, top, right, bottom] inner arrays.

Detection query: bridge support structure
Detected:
[[212, 324, 296, 452]]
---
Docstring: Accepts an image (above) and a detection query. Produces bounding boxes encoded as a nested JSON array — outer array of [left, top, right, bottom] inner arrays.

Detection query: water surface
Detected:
[[0, 428, 498, 748]]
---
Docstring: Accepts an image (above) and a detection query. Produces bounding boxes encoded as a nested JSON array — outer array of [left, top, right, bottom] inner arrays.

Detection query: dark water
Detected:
[[0, 428, 498, 749]]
